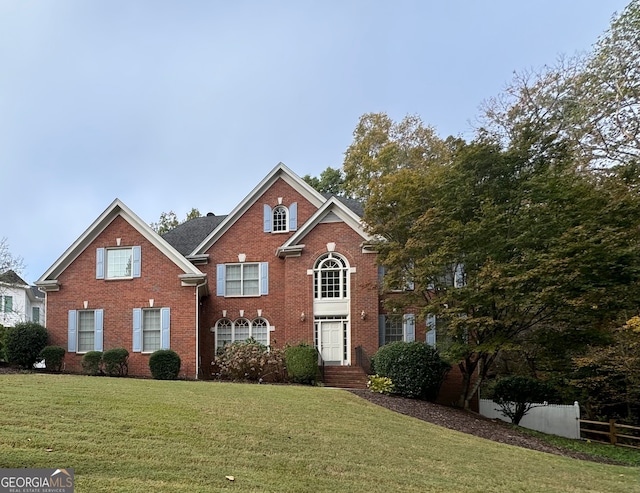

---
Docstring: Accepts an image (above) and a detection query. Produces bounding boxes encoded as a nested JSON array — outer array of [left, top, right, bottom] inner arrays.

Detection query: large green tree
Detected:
[[343, 113, 456, 201], [150, 208, 202, 235], [302, 166, 345, 195], [479, 0, 640, 169], [359, 125, 640, 410]]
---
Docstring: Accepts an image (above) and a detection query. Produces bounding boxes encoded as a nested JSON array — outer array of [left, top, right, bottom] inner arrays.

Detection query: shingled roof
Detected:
[[162, 214, 227, 256], [0, 270, 28, 286], [322, 193, 364, 217]]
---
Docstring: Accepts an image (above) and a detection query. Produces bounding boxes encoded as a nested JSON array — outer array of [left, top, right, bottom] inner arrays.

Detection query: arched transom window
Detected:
[[215, 317, 270, 352], [314, 252, 349, 300]]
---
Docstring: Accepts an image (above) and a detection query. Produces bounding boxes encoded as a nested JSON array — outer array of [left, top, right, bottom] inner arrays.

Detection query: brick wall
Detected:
[[45, 216, 197, 378]]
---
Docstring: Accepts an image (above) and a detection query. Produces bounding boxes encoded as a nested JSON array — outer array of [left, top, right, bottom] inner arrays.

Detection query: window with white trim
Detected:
[[226, 263, 259, 296], [215, 317, 270, 352], [32, 306, 40, 323], [68, 309, 103, 353], [272, 205, 288, 232], [1, 295, 12, 313], [380, 313, 416, 345], [143, 309, 161, 352], [314, 252, 349, 300], [216, 262, 268, 297], [384, 315, 403, 344], [263, 203, 297, 233], [96, 246, 141, 279], [108, 248, 132, 278], [78, 310, 96, 353]]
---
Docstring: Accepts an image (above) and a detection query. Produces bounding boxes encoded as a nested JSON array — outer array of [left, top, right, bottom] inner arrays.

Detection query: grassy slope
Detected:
[[0, 374, 636, 493]]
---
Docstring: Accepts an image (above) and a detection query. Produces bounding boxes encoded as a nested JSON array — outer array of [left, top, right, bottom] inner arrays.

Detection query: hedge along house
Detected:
[[37, 164, 464, 397]]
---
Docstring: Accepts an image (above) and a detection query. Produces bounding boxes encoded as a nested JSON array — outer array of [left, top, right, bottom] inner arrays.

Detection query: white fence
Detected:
[[479, 399, 581, 439]]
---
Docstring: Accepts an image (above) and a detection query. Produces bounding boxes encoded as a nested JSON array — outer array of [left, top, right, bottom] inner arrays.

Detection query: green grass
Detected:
[[513, 425, 640, 466], [0, 374, 637, 492]]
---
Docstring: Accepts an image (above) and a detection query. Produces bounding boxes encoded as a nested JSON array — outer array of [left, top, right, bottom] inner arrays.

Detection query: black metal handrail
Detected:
[[355, 345, 372, 374], [317, 351, 325, 383]]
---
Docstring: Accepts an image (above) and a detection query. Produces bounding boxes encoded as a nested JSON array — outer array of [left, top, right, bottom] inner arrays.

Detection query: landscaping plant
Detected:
[[149, 349, 181, 380], [371, 341, 450, 399], [39, 345, 66, 372], [4, 322, 48, 369]]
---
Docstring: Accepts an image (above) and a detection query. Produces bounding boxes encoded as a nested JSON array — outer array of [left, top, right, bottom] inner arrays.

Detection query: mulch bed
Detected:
[[349, 389, 622, 465]]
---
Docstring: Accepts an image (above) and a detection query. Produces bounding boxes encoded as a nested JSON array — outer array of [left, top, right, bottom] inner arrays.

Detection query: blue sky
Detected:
[[1, 0, 629, 283]]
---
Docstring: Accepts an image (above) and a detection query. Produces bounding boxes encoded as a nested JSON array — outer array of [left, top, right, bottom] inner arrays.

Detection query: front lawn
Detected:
[[0, 374, 635, 492]]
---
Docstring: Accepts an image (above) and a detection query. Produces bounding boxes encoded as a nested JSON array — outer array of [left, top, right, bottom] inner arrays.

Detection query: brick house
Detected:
[[36, 163, 466, 403]]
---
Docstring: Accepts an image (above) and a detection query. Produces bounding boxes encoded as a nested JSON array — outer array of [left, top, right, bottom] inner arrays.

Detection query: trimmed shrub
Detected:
[[0, 324, 7, 362], [82, 351, 103, 375], [102, 348, 129, 377], [367, 374, 394, 394], [371, 341, 450, 400], [217, 339, 286, 382], [39, 346, 66, 372], [285, 343, 318, 384], [493, 375, 558, 425], [5, 322, 48, 369], [149, 349, 181, 380]]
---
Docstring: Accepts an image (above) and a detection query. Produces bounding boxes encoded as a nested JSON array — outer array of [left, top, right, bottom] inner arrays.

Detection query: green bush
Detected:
[[371, 341, 450, 400], [367, 374, 394, 394], [39, 346, 65, 372], [217, 339, 286, 382], [5, 322, 48, 369], [82, 351, 103, 375], [0, 324, 7, 362], [102, 348, 129, 377], [149, 349, 181, 380], [285, 343, 318, 384], [493, 375, 558, 425]]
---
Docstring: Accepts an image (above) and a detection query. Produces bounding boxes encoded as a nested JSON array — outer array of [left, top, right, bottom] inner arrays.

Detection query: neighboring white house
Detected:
[[0, 270, 45, 327]]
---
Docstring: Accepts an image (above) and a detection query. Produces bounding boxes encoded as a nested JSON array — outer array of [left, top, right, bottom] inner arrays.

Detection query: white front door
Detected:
[[320, 321, 343, 363]]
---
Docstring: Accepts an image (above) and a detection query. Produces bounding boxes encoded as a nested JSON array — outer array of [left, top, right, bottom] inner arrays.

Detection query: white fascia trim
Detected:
[[34, 280, 60, 292], [276, 244, 305, 258], [190, 163, 327, 255], [37, 198, 204, 283]]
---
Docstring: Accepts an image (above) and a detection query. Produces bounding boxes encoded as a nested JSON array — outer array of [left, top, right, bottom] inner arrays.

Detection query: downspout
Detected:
[[195, 278, 207, 380]]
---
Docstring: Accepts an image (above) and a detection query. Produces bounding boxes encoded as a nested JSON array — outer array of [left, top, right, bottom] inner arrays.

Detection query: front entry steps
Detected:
[[322, 366, 368, 389]]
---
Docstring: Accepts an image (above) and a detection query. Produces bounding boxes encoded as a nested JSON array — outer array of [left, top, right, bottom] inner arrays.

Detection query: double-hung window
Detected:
[[216, 262, 268, 297], [96, 246, 141, 279], [68, 309, 104, 353], [226, 263, 259, 296], [78, 311, 96, 353], [379, 313, 415, 345], [132, 307, 170, 352], [1, 296, 12, 313], [143, 309, 161, 352]]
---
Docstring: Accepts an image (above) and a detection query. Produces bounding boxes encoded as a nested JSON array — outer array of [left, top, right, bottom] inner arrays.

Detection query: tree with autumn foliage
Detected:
[[573, 317, 640, 423], [344, 110, 640, 410]]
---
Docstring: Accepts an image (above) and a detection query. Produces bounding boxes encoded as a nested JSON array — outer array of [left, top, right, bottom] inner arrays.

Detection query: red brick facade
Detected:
[[38, 165, 474, 408]]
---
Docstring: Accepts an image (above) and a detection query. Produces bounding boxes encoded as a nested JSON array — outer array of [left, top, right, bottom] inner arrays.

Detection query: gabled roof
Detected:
[[322, 193, 365, 217], [0, 270, 28, 286], [191, 162, 327, 255], [162, 214, 227, 256], [36, 199, 206, 287], [276, 196, 374, 257]]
